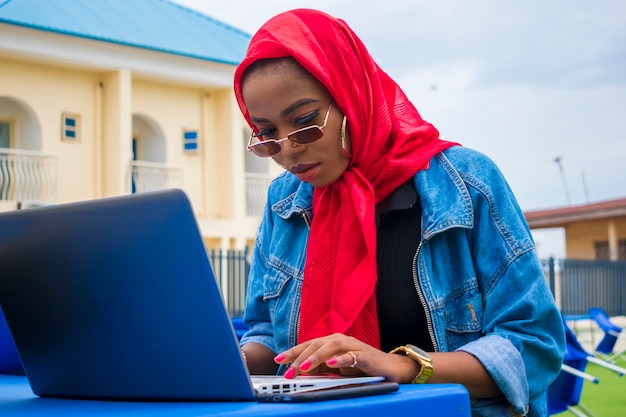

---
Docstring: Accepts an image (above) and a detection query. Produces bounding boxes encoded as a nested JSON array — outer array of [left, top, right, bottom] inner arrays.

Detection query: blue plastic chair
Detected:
[[548, 319, 598, 416], [548, 317, 626, 416], [231, 317, 248, 341], [588, 307, 625, 363]]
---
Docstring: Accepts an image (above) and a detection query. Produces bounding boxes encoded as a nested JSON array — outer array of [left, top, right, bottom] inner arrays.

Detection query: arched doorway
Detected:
[[132, 114, 166, 163], [0, 96, 42, 151], [130, 114, 181, 193], [0, 97, 54, 207]]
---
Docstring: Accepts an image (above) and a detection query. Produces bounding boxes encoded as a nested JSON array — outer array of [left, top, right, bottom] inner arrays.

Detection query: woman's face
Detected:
[[241, 60, 350, 188]]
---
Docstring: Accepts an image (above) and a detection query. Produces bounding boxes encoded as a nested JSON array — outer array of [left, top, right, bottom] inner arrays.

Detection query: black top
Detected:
[[375, 180, 434, 353]]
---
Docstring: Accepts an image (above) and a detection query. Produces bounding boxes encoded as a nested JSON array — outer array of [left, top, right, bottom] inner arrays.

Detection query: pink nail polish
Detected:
[[284, 367, 296, 379], [326, 357, 337, 366], [274, 353, 286, 362], [300, 360, 311, 371]]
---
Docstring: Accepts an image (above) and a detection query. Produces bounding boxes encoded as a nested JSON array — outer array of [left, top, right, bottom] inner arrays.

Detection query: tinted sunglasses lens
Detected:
[[250, 141, 281, 157], [289, 126, 323, 144]]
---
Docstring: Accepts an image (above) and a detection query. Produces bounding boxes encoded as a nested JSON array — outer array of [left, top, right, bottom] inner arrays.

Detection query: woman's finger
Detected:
[[277, 334, 356, 377], [326, 350, 359, 369]]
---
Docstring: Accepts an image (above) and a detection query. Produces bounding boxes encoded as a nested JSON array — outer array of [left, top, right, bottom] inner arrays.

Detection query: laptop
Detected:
[[0, 189, 397, 401]]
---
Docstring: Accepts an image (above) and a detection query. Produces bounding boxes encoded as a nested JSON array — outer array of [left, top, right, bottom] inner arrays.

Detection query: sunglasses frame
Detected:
[[247, 102, 333, 157]]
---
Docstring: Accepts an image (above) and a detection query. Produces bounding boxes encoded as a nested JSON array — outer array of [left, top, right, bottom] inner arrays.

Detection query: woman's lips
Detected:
[[291, 163, 321, 182]]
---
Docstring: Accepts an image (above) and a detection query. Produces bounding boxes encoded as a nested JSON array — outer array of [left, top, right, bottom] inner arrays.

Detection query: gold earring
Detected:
[[341, 116, 351, 157]]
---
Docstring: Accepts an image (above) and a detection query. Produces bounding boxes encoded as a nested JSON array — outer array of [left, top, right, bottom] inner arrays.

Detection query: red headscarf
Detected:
[[233, 9, 458, 349]]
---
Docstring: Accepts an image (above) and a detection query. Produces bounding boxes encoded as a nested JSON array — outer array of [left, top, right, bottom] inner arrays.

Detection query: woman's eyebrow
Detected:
[[249, 98, 321, 123], [249, 115, 269, 123], [279, 98, 321, 118]]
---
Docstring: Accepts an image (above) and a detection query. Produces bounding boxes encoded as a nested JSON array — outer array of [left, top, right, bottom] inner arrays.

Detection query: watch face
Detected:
[[406, 344, 432, 360]]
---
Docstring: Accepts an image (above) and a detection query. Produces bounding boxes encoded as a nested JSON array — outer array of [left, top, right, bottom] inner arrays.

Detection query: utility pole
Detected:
[[581, 169, 590, 203], [554, 156, 571, 205]]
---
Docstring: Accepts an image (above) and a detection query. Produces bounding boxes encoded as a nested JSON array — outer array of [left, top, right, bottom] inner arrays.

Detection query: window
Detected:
[[183, 130, 198, 153], [595, 239, 626, 260], [61, 113, 80, 142], [594, 241, 609, 260], [0, 120, 12, 148]]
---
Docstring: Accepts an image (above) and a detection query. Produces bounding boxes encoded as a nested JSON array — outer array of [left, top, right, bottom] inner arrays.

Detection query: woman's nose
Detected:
[[279, 138, 304, 155]]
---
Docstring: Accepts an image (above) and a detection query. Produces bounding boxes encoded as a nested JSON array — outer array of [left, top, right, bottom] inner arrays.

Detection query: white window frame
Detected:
[[61, 112, 80, 142], [183, 129, 199, 154]]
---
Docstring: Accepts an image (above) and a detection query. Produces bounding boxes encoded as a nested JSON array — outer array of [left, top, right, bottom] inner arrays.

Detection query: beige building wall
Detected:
[[1, 57, 99, 202], [132, 79, 207, 212], [1, 26, 274, 252], [565, 218, 626, 259]]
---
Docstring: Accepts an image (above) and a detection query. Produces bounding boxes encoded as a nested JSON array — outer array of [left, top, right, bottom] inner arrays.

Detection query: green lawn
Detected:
[[552, 357, 626, 416]]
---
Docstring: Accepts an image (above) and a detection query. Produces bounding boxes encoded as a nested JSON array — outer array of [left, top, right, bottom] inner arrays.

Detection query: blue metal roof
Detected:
[[0, 0, 251, 65]]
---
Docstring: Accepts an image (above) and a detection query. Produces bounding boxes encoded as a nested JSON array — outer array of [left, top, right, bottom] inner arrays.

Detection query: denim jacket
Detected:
[[241, 146, 565, 416]]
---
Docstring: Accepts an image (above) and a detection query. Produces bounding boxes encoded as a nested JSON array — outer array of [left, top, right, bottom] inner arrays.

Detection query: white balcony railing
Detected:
[[246, 173, 274, 217], [0, 148, 58, 206], [1, 151, 274, 216], [129, 160, 184, 194]]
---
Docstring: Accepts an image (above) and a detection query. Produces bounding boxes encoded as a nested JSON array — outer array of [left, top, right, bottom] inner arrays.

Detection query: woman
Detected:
[[233, 9, 564, 416]]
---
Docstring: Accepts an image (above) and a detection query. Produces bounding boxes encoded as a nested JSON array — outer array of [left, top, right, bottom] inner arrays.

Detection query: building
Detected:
[[0, 0, 281, 251], [524, 197, 626, 260]]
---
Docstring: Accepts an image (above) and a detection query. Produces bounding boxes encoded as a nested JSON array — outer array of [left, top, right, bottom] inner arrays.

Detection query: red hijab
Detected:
[[234, 9, 458, 349]]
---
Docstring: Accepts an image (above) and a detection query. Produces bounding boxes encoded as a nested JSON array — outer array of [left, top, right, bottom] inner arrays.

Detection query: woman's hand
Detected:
[[273, 333, 421, 383], [273, 333, 502, 397]]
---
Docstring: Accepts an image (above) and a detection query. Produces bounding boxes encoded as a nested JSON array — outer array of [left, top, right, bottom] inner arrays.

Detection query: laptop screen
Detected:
[[0, 190, 255, 400]]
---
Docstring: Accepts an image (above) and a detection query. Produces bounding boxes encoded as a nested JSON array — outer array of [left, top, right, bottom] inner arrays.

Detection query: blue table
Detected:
[[0, 375, 471, 416]]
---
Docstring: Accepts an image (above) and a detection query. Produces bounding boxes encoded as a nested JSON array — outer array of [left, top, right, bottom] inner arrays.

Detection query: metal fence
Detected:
[[209, 252, 626, 318], [543, 258, 626, 317], [207, 248, 250, 317]]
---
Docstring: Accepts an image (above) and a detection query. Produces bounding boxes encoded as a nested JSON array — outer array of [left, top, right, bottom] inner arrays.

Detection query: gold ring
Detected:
[[348, 351, 358, 368]]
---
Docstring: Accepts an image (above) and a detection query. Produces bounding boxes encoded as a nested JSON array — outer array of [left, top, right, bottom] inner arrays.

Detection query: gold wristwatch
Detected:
[[389, 344, 434, 384]]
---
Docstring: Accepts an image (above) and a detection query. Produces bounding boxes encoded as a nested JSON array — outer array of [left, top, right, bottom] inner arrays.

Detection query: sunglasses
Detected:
[[247, 102, 333, 157]]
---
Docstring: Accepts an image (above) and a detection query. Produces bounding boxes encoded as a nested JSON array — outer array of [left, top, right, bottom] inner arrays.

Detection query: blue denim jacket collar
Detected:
[[415, 153, 475, 239], [271, 152, 475, 240], [271, 177, 312, 220]]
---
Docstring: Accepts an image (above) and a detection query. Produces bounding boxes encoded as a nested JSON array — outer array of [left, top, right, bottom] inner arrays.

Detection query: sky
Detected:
[[172, 0, 626, 258]]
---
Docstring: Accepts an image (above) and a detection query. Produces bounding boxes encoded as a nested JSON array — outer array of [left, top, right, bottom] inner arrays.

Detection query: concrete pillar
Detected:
[[608, 220, 618, 261], [228, 93, 246, 221], [101, 70, 132, 197], [93, 82, 103, 198]]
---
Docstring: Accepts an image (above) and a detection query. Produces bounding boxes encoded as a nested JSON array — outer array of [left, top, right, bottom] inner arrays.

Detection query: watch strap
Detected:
[[389, 345, 434, 384]]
